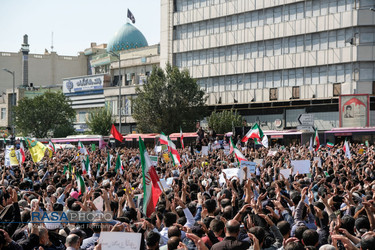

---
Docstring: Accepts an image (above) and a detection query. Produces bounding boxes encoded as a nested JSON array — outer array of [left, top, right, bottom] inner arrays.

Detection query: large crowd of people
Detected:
[[0, 133, 374, 250]]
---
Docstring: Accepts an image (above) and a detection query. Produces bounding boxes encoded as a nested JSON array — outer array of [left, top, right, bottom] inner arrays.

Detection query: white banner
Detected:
[[63, 75, 104, 93]]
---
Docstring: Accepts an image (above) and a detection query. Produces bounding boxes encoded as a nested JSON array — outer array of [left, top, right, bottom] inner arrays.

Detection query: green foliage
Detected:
[[14, 91, 75, 138], [54, 122, 76, 138], [208, 110, 243, 134], [86, 107, 114, 135], [132, 63, 207, 134]]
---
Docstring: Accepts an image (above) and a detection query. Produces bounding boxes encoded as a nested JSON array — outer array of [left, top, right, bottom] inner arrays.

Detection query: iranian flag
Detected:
[[180, 127, 184, 149], [115, 154, 123, 175], [75, 172, 86, 195], [78, 141, 88, 155], [314, 129, 320, 152], [19, 141, 26, 164], [107, 152, 113, 171], [139, 137, 162, 217], [326, 142, 334, 148], [343, 140, 351, 159], [82, 155, 91, 178], [48, 140, 56, 153], [159, 132, 169, 145], [168, 136, 181, 166], [229, 138, 235, 154], [241, 123, 264, 142], [96, 163, 101, 177], [230, 138, 247, 162]]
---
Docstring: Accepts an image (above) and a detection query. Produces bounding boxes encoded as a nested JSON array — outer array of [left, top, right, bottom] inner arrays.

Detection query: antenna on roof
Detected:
[[51, 31, 54, 52]]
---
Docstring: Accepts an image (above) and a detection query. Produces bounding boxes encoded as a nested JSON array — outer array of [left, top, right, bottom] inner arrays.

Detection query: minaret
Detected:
[[21, 34, 30, 88]]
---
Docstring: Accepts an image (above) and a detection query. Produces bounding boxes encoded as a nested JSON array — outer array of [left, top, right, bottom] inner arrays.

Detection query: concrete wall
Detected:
[[0, 51, 87, 93]]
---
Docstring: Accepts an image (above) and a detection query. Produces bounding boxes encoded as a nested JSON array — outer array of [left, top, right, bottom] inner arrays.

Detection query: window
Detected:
[[78, 112, 86, 123], [270, 88, 278, 100], [1, 108, 5, 120], [292, 86, 300, 99], [333, 83, 341, 96]]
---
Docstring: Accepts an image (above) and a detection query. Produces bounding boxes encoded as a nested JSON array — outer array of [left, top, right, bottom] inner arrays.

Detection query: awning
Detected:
[[122, 133, 158, 141], [169, 132, 198, 140]]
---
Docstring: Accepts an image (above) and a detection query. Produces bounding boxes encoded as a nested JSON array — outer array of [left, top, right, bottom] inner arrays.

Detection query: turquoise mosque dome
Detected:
[[107, 22, 148, 52]]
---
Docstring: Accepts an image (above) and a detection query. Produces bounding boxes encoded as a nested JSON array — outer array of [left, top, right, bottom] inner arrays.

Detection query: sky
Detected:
[[0, 0, 160, 56]]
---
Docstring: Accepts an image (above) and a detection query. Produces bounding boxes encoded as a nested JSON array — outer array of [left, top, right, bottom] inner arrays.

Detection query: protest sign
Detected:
[[100, 232, 141, 250], [159, 178, 170, 190], [240, 161, 256, 178], [162, 153, 170, 162], [150, 156, 158, 166], [134, 194, 143, 208], [253, 159, 264, 167], [166, 177, 174, 186], [4, 146, 11, 166], [291, 160, 311, 175], [212, 142, 221, 150], [280, 168, 291, 178], [201, 146, 209, 156], [314, 157, 322, 168], [267, 149, 278, 156], [172, 169, 180, 177], [219, 168, 243, 186], [155, 146, 162, 153], [93, 196, 103, 212]]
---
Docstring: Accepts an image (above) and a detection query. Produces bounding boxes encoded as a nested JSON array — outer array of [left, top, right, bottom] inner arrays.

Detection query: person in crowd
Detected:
[[0, 136, 374, 250]]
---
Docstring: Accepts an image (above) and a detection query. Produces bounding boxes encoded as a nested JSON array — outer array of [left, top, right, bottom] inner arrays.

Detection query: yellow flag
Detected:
[[162, 153, 170, 162], [24, 138, 48, 163], [10, 147, 19, 166]]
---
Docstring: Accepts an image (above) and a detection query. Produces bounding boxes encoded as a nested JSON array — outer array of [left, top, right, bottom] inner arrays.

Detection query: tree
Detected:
[[208, 110, 243, 134], [14, 91, 75, 138], [86, 107, 114, 135], [132, 64, 207, 134]]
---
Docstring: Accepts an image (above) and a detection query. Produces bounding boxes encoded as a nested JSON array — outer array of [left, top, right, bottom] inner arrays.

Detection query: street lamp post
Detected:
[[108, 52, 122, 133], [2, 68, 15, 135]]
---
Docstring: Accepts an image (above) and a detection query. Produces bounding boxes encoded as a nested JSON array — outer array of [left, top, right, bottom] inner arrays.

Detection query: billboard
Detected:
[[63, 75, 104, 94], [339, 94, 369, 127]]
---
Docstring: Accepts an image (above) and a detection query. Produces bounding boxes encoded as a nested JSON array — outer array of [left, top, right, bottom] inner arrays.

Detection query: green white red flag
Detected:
[[168, 136, 181, 166], [139, 137, 162, 217], [180, 127, 184, 149], [78, 141, 88, 155], [48, 140, 55, 153], [241, 123, 264, 142], [159, 132, 169, 145], [19, 142, 26, 164], [75, 172, 86, 195], [314, 129, 320, 151], [230, 138, 247, 162], [115, 154, 123, 175], [107, 151, 112, 171], [82, 155, 91, 178], [326, 142, 334, 148]]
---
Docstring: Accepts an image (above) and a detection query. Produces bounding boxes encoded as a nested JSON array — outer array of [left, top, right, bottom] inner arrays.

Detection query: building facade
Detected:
[[161, 0, 375, 132], [62, 22, 160, 134], [0, 46, 87, 94]]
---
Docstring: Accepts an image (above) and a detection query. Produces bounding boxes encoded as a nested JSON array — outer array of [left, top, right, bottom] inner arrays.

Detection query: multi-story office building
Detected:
[[161, 0, 375, 137]]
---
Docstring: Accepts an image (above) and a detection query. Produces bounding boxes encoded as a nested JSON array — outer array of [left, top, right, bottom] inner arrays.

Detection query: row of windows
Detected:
[[174, 0, 357, 40], [175, 28, 375, 67], [105, 97, 133, 116], [196, 63, 375, 92], [175, 28, 369, 67], [175, 0, 372, 13]]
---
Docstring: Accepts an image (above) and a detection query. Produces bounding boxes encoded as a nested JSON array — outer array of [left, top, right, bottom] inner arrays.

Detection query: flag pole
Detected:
[[157, 179, 166, 195]]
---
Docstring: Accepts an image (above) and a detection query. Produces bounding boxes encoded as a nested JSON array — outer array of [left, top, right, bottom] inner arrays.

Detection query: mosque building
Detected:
[[63, 22, 160, 133]]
